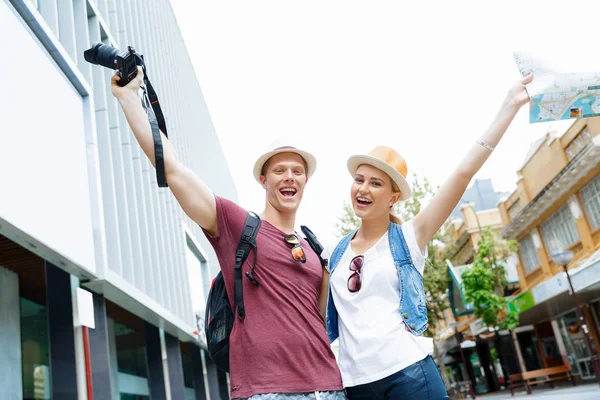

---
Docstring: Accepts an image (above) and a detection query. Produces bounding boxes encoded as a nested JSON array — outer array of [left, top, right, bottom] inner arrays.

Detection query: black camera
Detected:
[[84, 43, 141, 86], [84, 43, 169, 188]]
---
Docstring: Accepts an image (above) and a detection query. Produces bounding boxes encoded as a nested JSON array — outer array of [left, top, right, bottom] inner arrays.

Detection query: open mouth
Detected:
[[280, 188, 297, 198], [356, 197, 373, 206]]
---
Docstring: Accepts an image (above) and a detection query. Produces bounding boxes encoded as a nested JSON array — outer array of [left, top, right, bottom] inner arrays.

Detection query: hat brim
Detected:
[[347, 155, 412, 200], [253, 149, 317, 183]]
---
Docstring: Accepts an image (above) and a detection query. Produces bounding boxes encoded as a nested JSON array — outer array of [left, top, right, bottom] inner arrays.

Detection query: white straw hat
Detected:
[[253, 138, 317, 183]]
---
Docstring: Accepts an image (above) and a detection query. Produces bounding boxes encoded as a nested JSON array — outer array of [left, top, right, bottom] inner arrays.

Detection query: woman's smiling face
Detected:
[[351, 164, 400, 221]]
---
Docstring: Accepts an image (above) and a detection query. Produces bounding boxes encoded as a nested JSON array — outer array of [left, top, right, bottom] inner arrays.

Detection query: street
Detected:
[[477, 383, 600, 400]]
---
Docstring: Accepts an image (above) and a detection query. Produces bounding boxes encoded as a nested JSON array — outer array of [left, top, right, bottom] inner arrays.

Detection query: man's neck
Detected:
[[356, 216, 389, 241], [261, 206, 297, 234]]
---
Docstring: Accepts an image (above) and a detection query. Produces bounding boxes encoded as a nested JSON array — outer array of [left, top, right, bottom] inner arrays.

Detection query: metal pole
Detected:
[[509, 329, 531, 394], [509, 329, 522, 374], [82, 326, 94, 399], [563, 265, 600, 385], [456, 326, 476, 399]]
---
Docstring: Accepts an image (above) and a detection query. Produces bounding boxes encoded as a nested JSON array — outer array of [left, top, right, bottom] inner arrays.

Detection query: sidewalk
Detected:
[[476, 382, 600, 400]]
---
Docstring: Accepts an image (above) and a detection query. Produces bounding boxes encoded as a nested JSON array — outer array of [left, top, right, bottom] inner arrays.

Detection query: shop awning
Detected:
[[447, 261, 475, 317]]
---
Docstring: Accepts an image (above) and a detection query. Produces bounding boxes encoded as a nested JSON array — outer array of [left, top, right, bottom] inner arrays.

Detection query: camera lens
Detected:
[[83, 43, 120, 70]]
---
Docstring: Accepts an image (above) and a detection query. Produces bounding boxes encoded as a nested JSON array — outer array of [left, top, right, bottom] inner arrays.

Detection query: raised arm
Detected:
[[413, 73, 533, 250], [111, 67, 217, 235]]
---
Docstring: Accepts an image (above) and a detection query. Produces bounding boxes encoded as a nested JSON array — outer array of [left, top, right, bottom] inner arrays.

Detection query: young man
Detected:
[[111, 68, 343, 399]]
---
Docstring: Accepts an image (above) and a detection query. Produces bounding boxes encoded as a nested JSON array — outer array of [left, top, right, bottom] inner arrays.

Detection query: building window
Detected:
[[518, 233, 540, 274], [541, 204, 580, 256], [121, 394, 149, 400], [582, 174, 600, 230], [181, 342, 196, 399], [186, 236, 210, 312], [565, 127, 592, 160], [114, 321, 148, 378], [20, 297, 52, 399], [185, 234, 210, 333]]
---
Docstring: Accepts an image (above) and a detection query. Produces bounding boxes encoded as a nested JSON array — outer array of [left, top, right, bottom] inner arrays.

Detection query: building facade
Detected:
[[436, 203, 521, 396], [449, 179, 510, 219], [0, 0, 235, 398], [498, 117, 600, 382], [436, 119, 600, 395]]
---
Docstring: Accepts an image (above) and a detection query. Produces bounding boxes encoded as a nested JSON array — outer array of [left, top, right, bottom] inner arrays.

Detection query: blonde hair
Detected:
[[389, 213, 403, 225], [389, 180, 403, 225]]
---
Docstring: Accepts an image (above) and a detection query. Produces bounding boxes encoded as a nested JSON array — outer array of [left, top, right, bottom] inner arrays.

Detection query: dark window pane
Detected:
[[114, 321, 148, 378], [20, 297, 52, 399]]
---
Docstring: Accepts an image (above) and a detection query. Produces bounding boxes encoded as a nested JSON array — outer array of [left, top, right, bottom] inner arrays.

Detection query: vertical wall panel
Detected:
[[105, 66, 135, 280], [144, 322, 167, 400], [165, 333, 186, 399], [88, 15, 123, 274], [38, 0, 59, 37], [13, 0, 237, 334], [106, 0, 117, 35], [56, 0, 75, 59], [152, 0, 178, 317], [95, 0, 107, 25], [72, 0, 91, 79], [166, 6, 193, 321], [46, 262, 78, 400], [148, 0, 179, 317], [88, 293, 115, 400]]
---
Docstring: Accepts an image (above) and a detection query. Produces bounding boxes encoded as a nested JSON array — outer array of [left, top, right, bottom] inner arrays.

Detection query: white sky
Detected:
[[169, 0, 596, 246]]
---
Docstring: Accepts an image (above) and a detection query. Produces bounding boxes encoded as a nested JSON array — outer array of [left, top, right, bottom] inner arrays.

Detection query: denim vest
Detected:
[[326, 222, 428, 343]]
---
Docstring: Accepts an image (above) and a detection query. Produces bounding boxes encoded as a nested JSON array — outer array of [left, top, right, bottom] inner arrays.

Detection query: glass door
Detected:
[[559, 311, 594, 380], [469, 351, 489, 394]]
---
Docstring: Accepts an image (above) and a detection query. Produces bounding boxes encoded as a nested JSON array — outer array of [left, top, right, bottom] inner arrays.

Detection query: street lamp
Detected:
[[550, 250, 600, 385], [451, 322, 476, 399]]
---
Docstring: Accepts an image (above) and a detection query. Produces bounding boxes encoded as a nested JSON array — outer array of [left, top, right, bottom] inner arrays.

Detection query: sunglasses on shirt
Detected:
[[284, 234, 306, 263], [348, 255, 364, 293]]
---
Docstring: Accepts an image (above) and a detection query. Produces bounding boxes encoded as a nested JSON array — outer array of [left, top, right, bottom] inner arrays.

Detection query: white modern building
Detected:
[[0, 0, 235, 399]]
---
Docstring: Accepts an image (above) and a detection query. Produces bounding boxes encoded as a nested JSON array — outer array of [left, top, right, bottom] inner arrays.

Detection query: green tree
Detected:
[[335, 202, 360, 237], [461, 227, 520, 330]]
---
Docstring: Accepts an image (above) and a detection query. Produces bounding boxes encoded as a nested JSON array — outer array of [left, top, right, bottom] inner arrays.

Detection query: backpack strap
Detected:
[[234, 212, 261, 321], [300, 225, 328, 268]]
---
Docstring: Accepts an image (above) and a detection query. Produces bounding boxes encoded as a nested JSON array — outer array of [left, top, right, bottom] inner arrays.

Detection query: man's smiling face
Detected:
[[260, 152, 308, 214]]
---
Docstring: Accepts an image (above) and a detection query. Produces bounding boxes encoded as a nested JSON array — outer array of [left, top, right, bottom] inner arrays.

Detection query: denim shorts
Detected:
[[345, 355, 449, 400], [240, 390, 347, 400]]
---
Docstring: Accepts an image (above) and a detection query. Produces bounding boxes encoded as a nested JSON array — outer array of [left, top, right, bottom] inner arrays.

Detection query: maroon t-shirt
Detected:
[[203, 196, 342, 398]]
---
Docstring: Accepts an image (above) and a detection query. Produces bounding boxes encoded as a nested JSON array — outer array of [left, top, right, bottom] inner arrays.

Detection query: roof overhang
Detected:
[[502, 136, 600, 239]]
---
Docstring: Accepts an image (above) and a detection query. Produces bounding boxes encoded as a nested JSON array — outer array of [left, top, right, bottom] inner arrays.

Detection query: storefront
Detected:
[[465, 344, 489, 395], [439, 329, 515, 395], [556, 310, 596, 380], [509, 249, 600, 376]]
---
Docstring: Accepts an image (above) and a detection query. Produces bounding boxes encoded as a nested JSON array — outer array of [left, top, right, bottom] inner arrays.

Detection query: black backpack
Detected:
[[204, 213, 327, 372]]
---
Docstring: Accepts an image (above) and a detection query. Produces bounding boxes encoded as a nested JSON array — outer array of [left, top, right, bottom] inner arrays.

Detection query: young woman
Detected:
[[321, 72, 533, 399]]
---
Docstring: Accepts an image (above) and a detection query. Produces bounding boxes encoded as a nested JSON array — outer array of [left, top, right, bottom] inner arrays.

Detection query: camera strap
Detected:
[[140, 69, 168, 188]]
